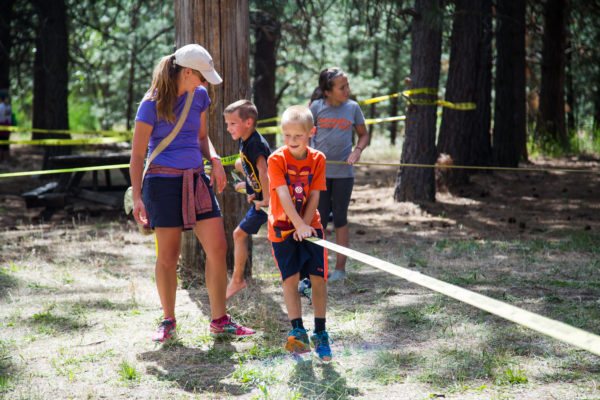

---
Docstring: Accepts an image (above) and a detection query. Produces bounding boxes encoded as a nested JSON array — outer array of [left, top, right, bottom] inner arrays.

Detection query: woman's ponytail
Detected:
[[147, 54, 181, 123]]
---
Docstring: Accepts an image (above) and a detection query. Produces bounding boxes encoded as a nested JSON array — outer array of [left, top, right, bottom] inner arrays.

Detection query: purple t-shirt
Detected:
[[135, 86, 210, 174]]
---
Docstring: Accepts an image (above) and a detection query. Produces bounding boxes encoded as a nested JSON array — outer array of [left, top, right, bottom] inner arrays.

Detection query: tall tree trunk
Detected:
[[0, 0, 15, 90], [394, 0, 441, 203], [493, 0, 526, 167], [537, 0, 568, 149], [437, 0, 481, 187], [252, 9, 280, 149], [125, 0, 142, 131], [175, 0, 250, 280], [32, 0, 70, 170], [471, 0, 492, 168]]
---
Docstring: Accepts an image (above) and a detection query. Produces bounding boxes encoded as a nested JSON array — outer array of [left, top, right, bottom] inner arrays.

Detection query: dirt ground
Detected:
[[1, 145, 599, 399]]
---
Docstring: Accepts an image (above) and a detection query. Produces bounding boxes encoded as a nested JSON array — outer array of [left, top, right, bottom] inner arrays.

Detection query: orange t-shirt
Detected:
[[267, 146, 327, 242]]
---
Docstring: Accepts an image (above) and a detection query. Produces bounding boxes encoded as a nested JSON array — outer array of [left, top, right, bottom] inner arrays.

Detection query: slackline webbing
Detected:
[[306, 237, 600, 357]]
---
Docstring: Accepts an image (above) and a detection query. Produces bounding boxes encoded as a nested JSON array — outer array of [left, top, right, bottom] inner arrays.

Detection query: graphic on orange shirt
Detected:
[[273, 164, 313, 238]]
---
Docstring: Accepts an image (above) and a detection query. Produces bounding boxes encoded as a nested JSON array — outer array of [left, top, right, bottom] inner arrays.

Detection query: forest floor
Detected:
[[0, 144, 599, 400]]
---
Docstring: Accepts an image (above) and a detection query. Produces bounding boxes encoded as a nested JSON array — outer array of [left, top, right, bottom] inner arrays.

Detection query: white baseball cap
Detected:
[[174, 44, 222, 85]]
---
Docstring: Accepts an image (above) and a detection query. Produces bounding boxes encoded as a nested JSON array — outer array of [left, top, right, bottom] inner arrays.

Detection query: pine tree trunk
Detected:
[[0, 0, 14, 90], [394, 0, 441, 203], [536, 0, 568, 148], [437, 0, 481, 187], [175, 0, 250, 282], [252, 9, 280, 149], [493, 0, 526, 167], [32, 0, 71, 170], [471, 0, 493, 168]]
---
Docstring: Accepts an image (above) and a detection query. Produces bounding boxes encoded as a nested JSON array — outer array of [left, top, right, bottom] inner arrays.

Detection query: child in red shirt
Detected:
[[267, 105, 332, 362]]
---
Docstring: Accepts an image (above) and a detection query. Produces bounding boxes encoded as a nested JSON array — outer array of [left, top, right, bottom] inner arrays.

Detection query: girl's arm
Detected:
[[275, 185, 316, 241], [198, 109, 226, 193], [130, 120, 153, 225], [347, 124, 369, 165]]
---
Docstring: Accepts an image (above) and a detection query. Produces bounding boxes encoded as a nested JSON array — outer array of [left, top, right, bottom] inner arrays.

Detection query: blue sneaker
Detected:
[[285, 327, 310, 354], [310, 331, 332, 362]]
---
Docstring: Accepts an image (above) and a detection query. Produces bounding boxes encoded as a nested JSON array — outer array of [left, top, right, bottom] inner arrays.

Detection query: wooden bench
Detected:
[[22, 152, 131, 216]]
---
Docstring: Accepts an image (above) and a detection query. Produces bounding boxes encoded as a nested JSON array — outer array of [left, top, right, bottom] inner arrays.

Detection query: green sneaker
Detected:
[[311, 331, 332, 362], [285, 327, 310, 354]]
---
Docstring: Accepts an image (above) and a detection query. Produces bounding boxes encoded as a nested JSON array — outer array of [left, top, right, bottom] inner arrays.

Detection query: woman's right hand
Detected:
[[132, 199, 149, 226]]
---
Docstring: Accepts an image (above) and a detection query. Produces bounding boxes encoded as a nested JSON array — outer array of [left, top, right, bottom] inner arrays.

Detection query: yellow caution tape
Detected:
[[402, 88, 476, 110], [0, 125, 132, 137], [0, 164, 130, 178], [327, 160, 600, 174], [359, 93, 400, 105], [257, 126, 282, 135], [0, 136, 130, 146], [256, 116, 281, 125], [365, 115, 406, 125], [0, 154, 240, 179], [307, 237, 600, 357]]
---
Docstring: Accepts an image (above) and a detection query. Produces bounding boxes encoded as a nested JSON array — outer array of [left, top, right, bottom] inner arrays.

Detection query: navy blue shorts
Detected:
[[271, 229, 327, 282], [318, 177, 354, 229], [239, 206, 268, 234], [142, 174, 221, 230]]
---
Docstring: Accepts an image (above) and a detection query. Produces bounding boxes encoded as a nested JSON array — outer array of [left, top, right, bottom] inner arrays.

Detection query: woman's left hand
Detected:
[[210, 159, 227, 193]]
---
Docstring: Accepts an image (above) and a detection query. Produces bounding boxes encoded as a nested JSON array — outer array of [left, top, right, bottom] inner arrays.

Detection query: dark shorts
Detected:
[[142, 174, 221, 230], [271, 229, 327, 282], [318, 177, 354, 229], [239, 206, 268, 234]]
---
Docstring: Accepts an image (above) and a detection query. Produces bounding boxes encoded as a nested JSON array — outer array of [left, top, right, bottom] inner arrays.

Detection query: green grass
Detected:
[[118, 360, 141, 382]]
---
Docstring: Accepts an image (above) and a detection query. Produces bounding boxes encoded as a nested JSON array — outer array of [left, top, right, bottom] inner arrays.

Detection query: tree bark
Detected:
[[536, 0, 568, 149], [175, 0, 250, 281], [470, 0, 492, 169], [252, 9, 280, 149], [32, 0, 71, 170], [394, 0, 441, 203], [493, 0, 526, 167], [0, 0, 15, 90], [437, 0, 481, 187]]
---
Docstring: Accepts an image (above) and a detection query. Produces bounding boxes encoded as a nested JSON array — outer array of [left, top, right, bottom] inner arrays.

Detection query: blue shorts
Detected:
[[271, 229, 327, 282], [239, 206, 268, 234], [318, 177, 354, 229], [143, 174, 221, 230]]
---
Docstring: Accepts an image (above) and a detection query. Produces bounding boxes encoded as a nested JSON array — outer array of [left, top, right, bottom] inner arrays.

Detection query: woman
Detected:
[[130, 44, 255, 343]]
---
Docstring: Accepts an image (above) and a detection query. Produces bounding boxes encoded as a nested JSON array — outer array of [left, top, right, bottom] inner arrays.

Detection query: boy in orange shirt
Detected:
[[267, 105, 331, 362]]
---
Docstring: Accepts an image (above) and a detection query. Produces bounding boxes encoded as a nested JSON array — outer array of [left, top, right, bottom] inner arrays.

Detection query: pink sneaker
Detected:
[[210, 314, 255, 337], [152, 318, 177, 343]]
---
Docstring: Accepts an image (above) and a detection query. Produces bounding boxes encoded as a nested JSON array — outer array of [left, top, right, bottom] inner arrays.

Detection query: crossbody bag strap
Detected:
[[141, 90, 194, 181]]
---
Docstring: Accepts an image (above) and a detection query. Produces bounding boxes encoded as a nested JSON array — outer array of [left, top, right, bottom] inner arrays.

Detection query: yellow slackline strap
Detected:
[[0, 137, 130, 145], [327, 160, 600, 174], [306, 237, 600, 357], [0, 155, 240, 179], [1, 125, 132, 137]]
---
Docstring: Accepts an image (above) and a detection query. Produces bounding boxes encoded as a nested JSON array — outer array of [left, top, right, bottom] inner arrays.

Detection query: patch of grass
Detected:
[[232, 360, 278, 388], [0, 339, 16, 394], [496, 366, 528, 385], [30, 304, 88, 335], [359, 351, 418, 384], [236, 343, 286, 362], [388, 303, 440, 329], [118, 360, 141, 382]]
